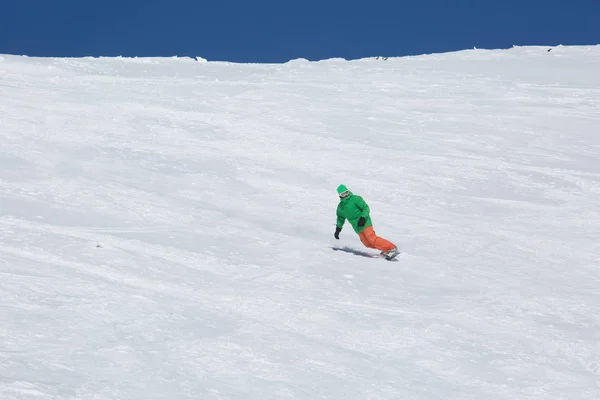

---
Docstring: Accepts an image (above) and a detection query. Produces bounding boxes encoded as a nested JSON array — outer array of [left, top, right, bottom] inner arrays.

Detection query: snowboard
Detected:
[[380, 248, 400, 261]]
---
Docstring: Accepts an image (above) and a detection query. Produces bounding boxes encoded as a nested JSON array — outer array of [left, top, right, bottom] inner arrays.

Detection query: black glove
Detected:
[[334, 226, 341, 239], [357, 216, 366, 227]]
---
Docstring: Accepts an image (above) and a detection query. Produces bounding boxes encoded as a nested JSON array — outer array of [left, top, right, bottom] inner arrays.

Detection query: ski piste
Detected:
[[3, 46, 599, 400]]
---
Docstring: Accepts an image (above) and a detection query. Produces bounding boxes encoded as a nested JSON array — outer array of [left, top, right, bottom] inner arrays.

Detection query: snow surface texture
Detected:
[[1, 46, 599, 400]]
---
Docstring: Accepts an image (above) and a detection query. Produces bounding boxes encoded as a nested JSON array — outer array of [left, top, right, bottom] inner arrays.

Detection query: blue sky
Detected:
[[1, 0, 599, 62]]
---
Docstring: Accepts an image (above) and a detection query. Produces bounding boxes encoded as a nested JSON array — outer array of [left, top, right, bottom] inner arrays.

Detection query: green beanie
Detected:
[[337, 184, 349, 195]]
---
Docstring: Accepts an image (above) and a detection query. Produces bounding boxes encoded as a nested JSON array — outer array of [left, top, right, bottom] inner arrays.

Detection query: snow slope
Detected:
[[1, 45, 599, 400]]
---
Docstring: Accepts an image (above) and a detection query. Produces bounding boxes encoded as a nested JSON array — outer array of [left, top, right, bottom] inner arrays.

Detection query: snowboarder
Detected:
[[334, 184, 399, 260]]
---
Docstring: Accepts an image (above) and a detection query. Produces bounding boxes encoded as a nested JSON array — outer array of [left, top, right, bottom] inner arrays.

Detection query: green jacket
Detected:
[[336, 187, 372, 234]]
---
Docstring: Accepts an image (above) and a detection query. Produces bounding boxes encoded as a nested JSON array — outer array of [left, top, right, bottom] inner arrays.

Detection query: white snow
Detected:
[[1, 45, 600, 400]]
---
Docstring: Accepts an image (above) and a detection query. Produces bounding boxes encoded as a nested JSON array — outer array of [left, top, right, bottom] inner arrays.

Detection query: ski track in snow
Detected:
[[1, 46, 600, 399]]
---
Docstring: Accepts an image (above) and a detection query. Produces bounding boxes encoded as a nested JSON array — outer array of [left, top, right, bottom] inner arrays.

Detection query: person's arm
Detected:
[[336, 205, 345, 228], [335, 204, 345, 239], [355, 196, 370, 218]]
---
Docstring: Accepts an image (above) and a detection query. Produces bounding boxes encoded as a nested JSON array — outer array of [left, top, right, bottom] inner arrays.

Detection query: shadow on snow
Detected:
[[330, 246, 399, 262], [330, 246, 380, 259]]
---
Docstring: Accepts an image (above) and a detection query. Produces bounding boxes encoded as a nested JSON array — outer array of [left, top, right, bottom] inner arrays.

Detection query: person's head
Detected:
[[337, 184, 352, 200]]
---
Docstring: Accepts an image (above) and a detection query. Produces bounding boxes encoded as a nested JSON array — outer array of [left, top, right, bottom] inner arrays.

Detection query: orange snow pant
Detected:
[[358, 226, 395, 252]]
